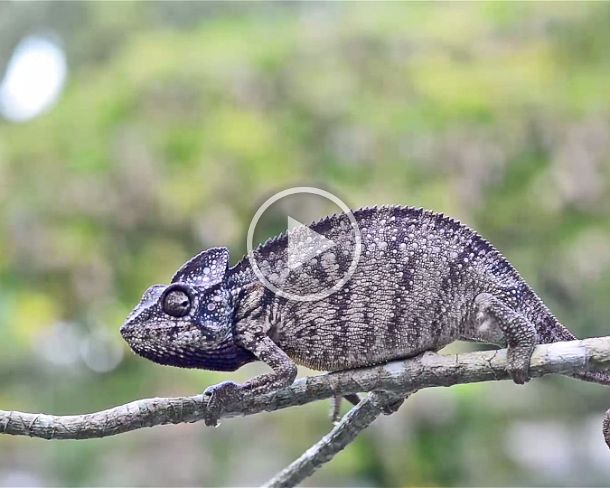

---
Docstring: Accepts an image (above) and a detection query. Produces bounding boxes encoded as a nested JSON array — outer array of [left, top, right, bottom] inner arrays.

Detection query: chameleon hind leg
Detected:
[[330, 394, 361, 423], [470, 293, 538, 385], [330, 393, 403, 423]]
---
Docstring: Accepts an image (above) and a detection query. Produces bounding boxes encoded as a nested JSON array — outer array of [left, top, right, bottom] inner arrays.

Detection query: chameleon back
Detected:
[[230, 206, 509, 370]]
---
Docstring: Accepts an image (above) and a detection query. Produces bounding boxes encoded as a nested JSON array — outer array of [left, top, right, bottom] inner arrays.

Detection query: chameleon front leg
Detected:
[[204, 325, 297, 426], [473, 293, 538, 384], [203, 281, 298, 426]]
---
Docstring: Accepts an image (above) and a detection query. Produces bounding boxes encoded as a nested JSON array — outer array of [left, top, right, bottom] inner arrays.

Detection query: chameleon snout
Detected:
[[119, 321, 135, 341], [120, 317, 145, 343]]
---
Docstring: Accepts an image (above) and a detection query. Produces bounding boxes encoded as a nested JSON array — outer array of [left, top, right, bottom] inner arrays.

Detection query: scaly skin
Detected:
[[120, 206, 610, 442]]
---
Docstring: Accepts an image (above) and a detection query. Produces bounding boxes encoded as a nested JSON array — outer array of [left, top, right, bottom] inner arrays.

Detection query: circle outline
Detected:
[[246, 187, 362, 302]]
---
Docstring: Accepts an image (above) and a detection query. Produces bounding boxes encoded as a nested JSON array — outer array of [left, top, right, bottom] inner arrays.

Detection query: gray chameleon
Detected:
[[120, 205, 610, 442]]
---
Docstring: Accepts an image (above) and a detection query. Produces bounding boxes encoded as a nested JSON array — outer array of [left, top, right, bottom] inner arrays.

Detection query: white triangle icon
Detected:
[[287, 216, 336, 270]]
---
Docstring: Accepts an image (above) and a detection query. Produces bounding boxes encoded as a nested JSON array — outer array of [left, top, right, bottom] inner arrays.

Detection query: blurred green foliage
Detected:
[[1, 2, 610, 486]]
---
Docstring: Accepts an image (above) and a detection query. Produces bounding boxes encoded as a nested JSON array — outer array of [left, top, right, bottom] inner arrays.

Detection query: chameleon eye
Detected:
[[162, 286, 192, 318]]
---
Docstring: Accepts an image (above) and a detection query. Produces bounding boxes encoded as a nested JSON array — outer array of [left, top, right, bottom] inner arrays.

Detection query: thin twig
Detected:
[[0, 337, 609, 440], [263, 391, 406, 488]]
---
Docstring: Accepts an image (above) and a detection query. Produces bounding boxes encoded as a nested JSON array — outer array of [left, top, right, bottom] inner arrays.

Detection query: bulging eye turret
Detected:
[[162, 285, 192, 318]]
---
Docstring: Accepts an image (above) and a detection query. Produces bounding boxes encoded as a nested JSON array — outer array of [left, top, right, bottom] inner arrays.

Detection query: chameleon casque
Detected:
[[120, 205, 610, 439]]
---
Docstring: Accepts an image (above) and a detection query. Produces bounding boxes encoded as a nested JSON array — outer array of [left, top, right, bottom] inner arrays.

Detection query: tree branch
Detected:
[[1, 337, 610, 440], [263, 391, 407, 488]]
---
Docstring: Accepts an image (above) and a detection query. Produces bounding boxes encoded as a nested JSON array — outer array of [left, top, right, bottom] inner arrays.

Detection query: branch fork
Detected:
[[2, 337, 610, 486]]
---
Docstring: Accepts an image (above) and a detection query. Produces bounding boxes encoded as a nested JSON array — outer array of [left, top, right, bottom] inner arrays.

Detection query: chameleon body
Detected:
[[120, 206, 610, 435]]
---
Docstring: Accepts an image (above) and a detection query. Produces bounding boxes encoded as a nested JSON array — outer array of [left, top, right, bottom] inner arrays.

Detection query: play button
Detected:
[[286, 216, 336, 270], [246, 187, 361, 302]]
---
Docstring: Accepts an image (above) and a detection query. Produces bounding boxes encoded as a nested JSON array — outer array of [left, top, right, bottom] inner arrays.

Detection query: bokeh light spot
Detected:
[[0, 35, 67, 122]]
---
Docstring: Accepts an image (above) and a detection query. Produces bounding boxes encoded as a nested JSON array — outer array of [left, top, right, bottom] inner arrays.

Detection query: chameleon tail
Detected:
[[539, 320, 610, 387], [605, 409, 610, 450], [576, 369, 610, 387]]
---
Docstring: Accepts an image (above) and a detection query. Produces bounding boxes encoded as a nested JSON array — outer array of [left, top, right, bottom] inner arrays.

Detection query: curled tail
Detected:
[[536, 313, 610, 449], [605, 410, 610, 450]]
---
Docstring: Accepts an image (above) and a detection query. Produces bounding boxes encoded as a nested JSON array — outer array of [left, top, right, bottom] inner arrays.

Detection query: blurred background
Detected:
[[1, 2, 610, 486]]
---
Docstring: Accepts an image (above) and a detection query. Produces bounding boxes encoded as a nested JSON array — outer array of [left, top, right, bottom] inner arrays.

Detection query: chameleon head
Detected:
[[120, 247, 235, 369]]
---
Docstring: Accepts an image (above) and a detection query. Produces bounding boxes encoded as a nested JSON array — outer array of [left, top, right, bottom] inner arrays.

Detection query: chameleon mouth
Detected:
[[119, 321, 149, 351], [119, 322, 135, 342]]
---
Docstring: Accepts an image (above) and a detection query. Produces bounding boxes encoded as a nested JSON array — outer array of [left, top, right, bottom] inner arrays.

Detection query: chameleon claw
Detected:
[[506, 363, 531, 385], [506, 345, 535, 385], [203, 381, 242, 427]]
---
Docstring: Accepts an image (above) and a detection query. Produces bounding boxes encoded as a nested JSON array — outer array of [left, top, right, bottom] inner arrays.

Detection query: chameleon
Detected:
[[120, 205, 610, 444]]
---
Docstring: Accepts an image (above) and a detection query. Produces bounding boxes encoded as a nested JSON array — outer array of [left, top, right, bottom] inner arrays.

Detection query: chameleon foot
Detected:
[[473, 293, 536, 386], [506, 344, 535, 384], [203, 381, 242, 427]]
